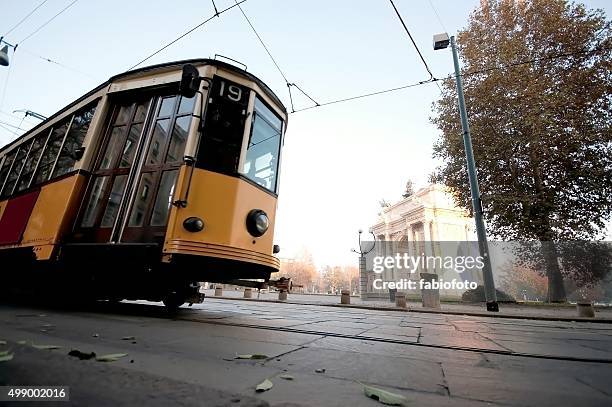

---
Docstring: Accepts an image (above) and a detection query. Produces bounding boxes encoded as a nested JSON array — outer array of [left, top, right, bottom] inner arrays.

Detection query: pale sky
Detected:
[[1, 0, 610, 267]]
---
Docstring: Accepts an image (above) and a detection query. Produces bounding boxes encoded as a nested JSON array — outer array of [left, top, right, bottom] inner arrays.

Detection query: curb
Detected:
[[205, 295, 612, 324]]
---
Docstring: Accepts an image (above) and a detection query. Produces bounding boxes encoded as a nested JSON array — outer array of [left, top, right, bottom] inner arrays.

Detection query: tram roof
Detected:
[[1, 58, 287, 155]]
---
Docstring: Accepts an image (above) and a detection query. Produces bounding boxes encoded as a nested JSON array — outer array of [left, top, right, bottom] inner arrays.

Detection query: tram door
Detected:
[[74, 92, 194, 245]]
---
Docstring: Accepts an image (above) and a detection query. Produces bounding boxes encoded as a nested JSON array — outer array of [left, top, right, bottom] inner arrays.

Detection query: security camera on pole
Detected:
[[434, 33, 499, 312]]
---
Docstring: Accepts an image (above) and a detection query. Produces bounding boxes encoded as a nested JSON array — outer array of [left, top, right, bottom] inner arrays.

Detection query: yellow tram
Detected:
[[0, 59, 287, 308]]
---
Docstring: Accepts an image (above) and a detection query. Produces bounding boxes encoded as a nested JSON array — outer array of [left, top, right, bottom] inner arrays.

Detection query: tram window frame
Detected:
[[32, 120, 71, 186], [52, 102, 97, 179], [1, 140, 33, 198], [15, 132, 48, 192], [239, 96, 283, 193], [0, 149, 18, 198]]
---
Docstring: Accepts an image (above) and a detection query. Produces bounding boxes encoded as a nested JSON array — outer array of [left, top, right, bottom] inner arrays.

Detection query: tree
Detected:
[[431, 0, 612, 302], [279, 249, 318, 292], [499, 264, 548, 301]]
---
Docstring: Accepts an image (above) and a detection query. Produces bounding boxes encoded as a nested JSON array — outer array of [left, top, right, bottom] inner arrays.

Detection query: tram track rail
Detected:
[[176, 313, 612, 365]]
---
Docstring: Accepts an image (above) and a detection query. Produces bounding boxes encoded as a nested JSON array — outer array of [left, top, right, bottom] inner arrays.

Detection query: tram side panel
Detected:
[[0, 173, 86, 261]]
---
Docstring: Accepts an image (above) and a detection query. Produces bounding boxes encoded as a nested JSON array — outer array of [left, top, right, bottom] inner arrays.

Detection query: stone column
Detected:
[[422, 220, 433, 273]]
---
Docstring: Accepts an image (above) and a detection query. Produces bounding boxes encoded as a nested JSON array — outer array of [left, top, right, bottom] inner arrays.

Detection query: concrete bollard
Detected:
[[341, 289, 350, 304], [243, 288, 252, 298], [278, 289, 288, 301], [214, 285, 222, 296], [577, 302, 595, 318], [395, 292, 407, 308], [420, 273, 441, 309]]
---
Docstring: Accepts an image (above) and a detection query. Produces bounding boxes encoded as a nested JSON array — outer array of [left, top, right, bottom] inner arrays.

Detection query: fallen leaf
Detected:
[[68, 349, 96, 360], [235, 354, 268, 360], [315, 368, 326, 373], [255, 379, 273, 392], [96, 353, 128, 362], [121, 336, 136, 341], [32, 344, 61, 350], [279, 374, 294, 380], [0, 353, 13, 362], [17, 340, 27, 345], [362, 384, 408, 406]]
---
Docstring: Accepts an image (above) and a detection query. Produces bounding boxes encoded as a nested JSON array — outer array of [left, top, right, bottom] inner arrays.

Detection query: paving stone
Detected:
[[266, 347, 447, 394], [443, 362, 612, 407]]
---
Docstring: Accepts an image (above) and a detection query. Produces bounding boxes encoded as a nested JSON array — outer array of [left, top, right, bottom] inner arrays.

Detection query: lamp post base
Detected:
[[486, 301, 499, 312]]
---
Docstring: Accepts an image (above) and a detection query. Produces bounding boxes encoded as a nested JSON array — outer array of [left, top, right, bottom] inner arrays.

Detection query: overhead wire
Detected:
[[0, 119, 27, 131], [233, 0, 318, 112], [127, 0, 247, 71], [0, 123, 21, 138], [425, 0, 449, 94], [0, 110, 36, 126], [19, 48, 95, 79], [3, 0, 49, 37], [427, 0, 448, 33], [388, 0, 436, 81], [17, 0, 79, 45], [290, 45, 612, 114]]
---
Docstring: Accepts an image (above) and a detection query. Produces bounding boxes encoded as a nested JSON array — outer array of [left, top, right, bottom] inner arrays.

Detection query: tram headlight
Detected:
[[183, 217, 204, 232], [247, 209, 269, 237]]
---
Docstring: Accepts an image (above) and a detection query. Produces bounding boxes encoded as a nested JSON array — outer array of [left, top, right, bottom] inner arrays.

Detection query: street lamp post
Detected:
[[352, 230, 375, 301], [434, 33, 499, 312]]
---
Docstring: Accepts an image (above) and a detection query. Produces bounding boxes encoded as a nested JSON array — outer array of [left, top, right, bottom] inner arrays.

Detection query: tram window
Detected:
[[16, 135, 46, 192], [166, 116, 191, 163], [53, 103, 96, 178], [145, 119, 170, 165], [198, 76, 249, 175], [100, 126, 126, 169], [115, 104, 132, 126], [1, 141, 32, 198], [178, 95, 195, 115], [100, 175, 128, 227], [150, 169, 178, 226], [240, 97, 283, 192], [119, 123, 143, 168], [34, 121, 69, 184], [80, 176, 109, 227], [0, 150, 17, 194], [159, 96, 177, 118], [128, 172, 155, 227], [133, 103, 148, 123]]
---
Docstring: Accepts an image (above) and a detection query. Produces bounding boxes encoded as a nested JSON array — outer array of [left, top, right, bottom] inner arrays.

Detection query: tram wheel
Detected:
[[162, 291, 185, 311]]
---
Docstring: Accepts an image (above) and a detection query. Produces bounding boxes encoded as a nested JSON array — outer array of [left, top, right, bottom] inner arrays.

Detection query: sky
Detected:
[[0, 0, 611, 267]]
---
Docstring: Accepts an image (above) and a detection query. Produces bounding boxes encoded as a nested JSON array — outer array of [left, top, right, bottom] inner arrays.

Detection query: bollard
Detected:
[[243, 288, 252, 298], [214, 285, 222, 296], [278, 289, 288, 301], [395, 292, 407, 308], [576, 302, 595, 318], [420, 273, 441, 309], [340, 289, 350, 304]]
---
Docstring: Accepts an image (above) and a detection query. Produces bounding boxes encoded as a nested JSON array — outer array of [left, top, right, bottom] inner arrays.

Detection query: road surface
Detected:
[[1, 298, 611, 406]]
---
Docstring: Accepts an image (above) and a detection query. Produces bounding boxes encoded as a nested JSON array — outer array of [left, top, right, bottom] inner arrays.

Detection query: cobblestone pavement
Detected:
[[205, 288, 612, 320], [1, 298, 611, 406]]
